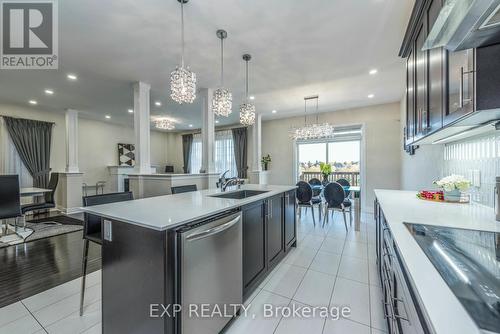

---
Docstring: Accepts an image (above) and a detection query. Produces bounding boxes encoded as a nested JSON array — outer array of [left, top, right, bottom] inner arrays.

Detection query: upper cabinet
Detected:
[[400, 0, 500, 147], [445, 48, 475, 125]]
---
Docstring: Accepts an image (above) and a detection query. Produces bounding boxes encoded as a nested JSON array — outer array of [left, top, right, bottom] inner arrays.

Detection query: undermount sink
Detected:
[[209, 190, 269, 199]]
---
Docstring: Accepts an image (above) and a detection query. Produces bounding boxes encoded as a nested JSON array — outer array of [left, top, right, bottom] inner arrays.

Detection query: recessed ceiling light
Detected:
[[67, 74, 77, 80], [105, 115, 111, 119], [28, 100, 37, 105], [44, 89, 54, 95], [369, 69, 378, 75], [155, 101, 162, 106], [368, 94, 375, 98], [272, 109, 277, 114], [215, 120, 220, 124], [128, 109, 134, 113], [249, 96, 255, 100], [188, 124, 193, 128]]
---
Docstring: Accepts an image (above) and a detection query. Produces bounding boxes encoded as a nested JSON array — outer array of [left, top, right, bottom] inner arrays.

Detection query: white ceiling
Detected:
[[0, 0, 414, 131]]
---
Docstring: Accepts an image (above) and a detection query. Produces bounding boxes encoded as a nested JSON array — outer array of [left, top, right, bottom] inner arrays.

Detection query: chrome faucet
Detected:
[[217, 170, 244, 192]]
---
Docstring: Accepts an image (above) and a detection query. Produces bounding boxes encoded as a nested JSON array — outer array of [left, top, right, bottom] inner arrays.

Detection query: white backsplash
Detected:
[[443, 134, 499, 207]]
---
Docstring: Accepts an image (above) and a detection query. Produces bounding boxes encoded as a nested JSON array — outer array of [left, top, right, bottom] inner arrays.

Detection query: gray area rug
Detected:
[[0, 222, 83, 248]]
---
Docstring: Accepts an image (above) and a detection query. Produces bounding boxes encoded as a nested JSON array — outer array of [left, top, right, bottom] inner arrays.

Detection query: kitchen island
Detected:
[[82, 184, 297, 334], [374, 190, 500, 334]]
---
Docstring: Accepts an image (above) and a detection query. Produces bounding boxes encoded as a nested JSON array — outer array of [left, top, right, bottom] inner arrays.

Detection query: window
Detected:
[[189, 130, 238, 177], [296, 126, 362, 184]]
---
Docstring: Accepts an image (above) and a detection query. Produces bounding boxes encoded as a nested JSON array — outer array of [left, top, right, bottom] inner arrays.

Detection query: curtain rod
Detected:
[[0, 114, 56, 125], [178, 124, 247, 136]]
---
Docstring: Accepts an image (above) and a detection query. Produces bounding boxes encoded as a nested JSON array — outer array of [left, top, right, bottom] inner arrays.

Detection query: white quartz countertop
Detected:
[[82, 184, 296, 231], [374, 189, 500, 334]]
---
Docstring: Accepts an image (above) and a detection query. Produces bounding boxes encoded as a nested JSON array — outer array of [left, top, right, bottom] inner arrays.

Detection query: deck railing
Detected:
[[299, 171, 360, 186]]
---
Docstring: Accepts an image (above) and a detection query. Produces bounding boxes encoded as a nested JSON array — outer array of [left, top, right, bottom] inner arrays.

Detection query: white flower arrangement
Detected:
[[433, 174, 471, 192]]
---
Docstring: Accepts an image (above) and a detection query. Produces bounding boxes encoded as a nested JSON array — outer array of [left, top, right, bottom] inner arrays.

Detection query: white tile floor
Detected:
[[0, 210, 387, 334]]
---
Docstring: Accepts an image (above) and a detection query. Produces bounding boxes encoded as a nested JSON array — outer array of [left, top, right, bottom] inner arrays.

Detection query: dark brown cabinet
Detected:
[[284, 190, 297, 250], [427, 0, 444, 132], [414, 22, 429, 139], [444, 48, 475, 125], [242, 200, 266, 293], [266, 195, 284, 267], [400, 0, 485, 148], [375, 199, 429, 334], [242, 192, 297, 297]]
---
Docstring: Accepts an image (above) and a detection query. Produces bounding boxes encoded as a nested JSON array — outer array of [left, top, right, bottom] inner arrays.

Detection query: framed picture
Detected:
[[118, 143, 135, 166]]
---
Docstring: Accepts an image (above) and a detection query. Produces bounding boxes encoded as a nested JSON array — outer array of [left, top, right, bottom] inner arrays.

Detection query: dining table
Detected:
[[20, 187, 52, 197], [311, 184, 362, 231]]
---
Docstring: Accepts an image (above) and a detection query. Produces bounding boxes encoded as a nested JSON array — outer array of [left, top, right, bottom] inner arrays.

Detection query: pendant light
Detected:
[[212, 29, 232, 117], [170, 0, 196, 104], [239, 54, 256, 126], [289, 95, 335, 140], [154, 118, 175, 130]]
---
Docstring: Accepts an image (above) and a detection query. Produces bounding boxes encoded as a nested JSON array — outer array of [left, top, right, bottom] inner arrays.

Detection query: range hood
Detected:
[[423, 0, 500, 51]]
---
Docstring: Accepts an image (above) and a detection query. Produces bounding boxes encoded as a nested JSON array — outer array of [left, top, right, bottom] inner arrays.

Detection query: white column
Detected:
[[133, 81, 152, 174], [65, 109, 79, 173], [200, 88, 215, 174], [252, 113, 262, 172]]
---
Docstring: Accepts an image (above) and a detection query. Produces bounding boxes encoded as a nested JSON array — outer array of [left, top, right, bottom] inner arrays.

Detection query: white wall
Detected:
[[261, 102, 402, 212], [399, 97, 444, 190], [0, 103, 169, 191]]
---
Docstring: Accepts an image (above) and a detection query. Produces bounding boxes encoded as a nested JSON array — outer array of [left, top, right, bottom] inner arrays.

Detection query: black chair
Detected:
[[336, 178, 351, 198], [0, 175, 22, 234], [296, 181, 322, 226], [80, 191, 134, 316], [323, 182, 352, 231], [171, 184, 197, 194], [308, 178, 322, 197], [21, 172, 59, 217], [165, 165, 174, 173]]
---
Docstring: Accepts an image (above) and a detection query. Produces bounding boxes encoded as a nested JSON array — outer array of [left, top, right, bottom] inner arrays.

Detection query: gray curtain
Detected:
[[182, 134, 193, 173], [232, 127, 248, 178], [3, 116, 53, 187]]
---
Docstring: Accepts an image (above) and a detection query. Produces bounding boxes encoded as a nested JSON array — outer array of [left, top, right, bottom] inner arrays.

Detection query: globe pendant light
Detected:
[[170, 0, 196, 104], [289, 95, 335, 140], [239, 54, 256, 126], [212, 29, 232, 117]]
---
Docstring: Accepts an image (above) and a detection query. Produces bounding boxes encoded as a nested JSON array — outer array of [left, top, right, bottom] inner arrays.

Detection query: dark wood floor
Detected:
[[0, 215, 101, 308]]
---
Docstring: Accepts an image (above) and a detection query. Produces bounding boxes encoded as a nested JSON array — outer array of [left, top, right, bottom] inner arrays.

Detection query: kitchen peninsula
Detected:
[[82, 184, 297, 334]]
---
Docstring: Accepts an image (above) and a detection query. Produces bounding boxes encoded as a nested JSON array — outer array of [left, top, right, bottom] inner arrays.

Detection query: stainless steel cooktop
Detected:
[[405, 223, 500, 333]]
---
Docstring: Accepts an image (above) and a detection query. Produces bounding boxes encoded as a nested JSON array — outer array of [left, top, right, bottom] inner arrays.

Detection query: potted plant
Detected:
[[433, 175, 471, 202], [319, 162, 332, 185], [261, 154, 271, 171]]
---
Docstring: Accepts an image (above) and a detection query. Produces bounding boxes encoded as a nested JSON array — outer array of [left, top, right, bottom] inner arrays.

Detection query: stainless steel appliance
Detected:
[[406, 223, 500, 333], [424, 0, 500, 51], [177, 211, 242, 334], [496, 177, 500, 221]]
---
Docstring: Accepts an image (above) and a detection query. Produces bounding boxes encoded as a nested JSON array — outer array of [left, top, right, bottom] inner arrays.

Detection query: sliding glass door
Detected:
[[297, 137, 361, 186]]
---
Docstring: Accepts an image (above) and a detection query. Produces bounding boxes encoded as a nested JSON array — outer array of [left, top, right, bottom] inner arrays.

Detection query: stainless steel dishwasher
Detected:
[[177, 211, 242, 334]]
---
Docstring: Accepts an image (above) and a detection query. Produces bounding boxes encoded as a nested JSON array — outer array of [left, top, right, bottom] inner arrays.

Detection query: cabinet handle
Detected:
[[459, 66, 464, 108]]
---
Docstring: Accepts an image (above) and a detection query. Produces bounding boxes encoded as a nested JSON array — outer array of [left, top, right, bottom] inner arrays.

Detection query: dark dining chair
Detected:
[[308, 178, 322, 197], [323, 182, 352, 231], [171, 184, 197, 194], [80, 191, 134, 316], [336, 178, 351, 198], [21, 172, 59, 218], [296, 181, 322, 226], [0, 175, 22, 234], [165, 165, 174, 173]]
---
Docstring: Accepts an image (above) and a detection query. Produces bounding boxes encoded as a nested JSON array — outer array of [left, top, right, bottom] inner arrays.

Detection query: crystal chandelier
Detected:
[[239, 54, 256, 126], [170, 0, 196, 104], [289, 95, 335, 140], [212, 30, 232, 117], [154, 118, 175, 130]]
